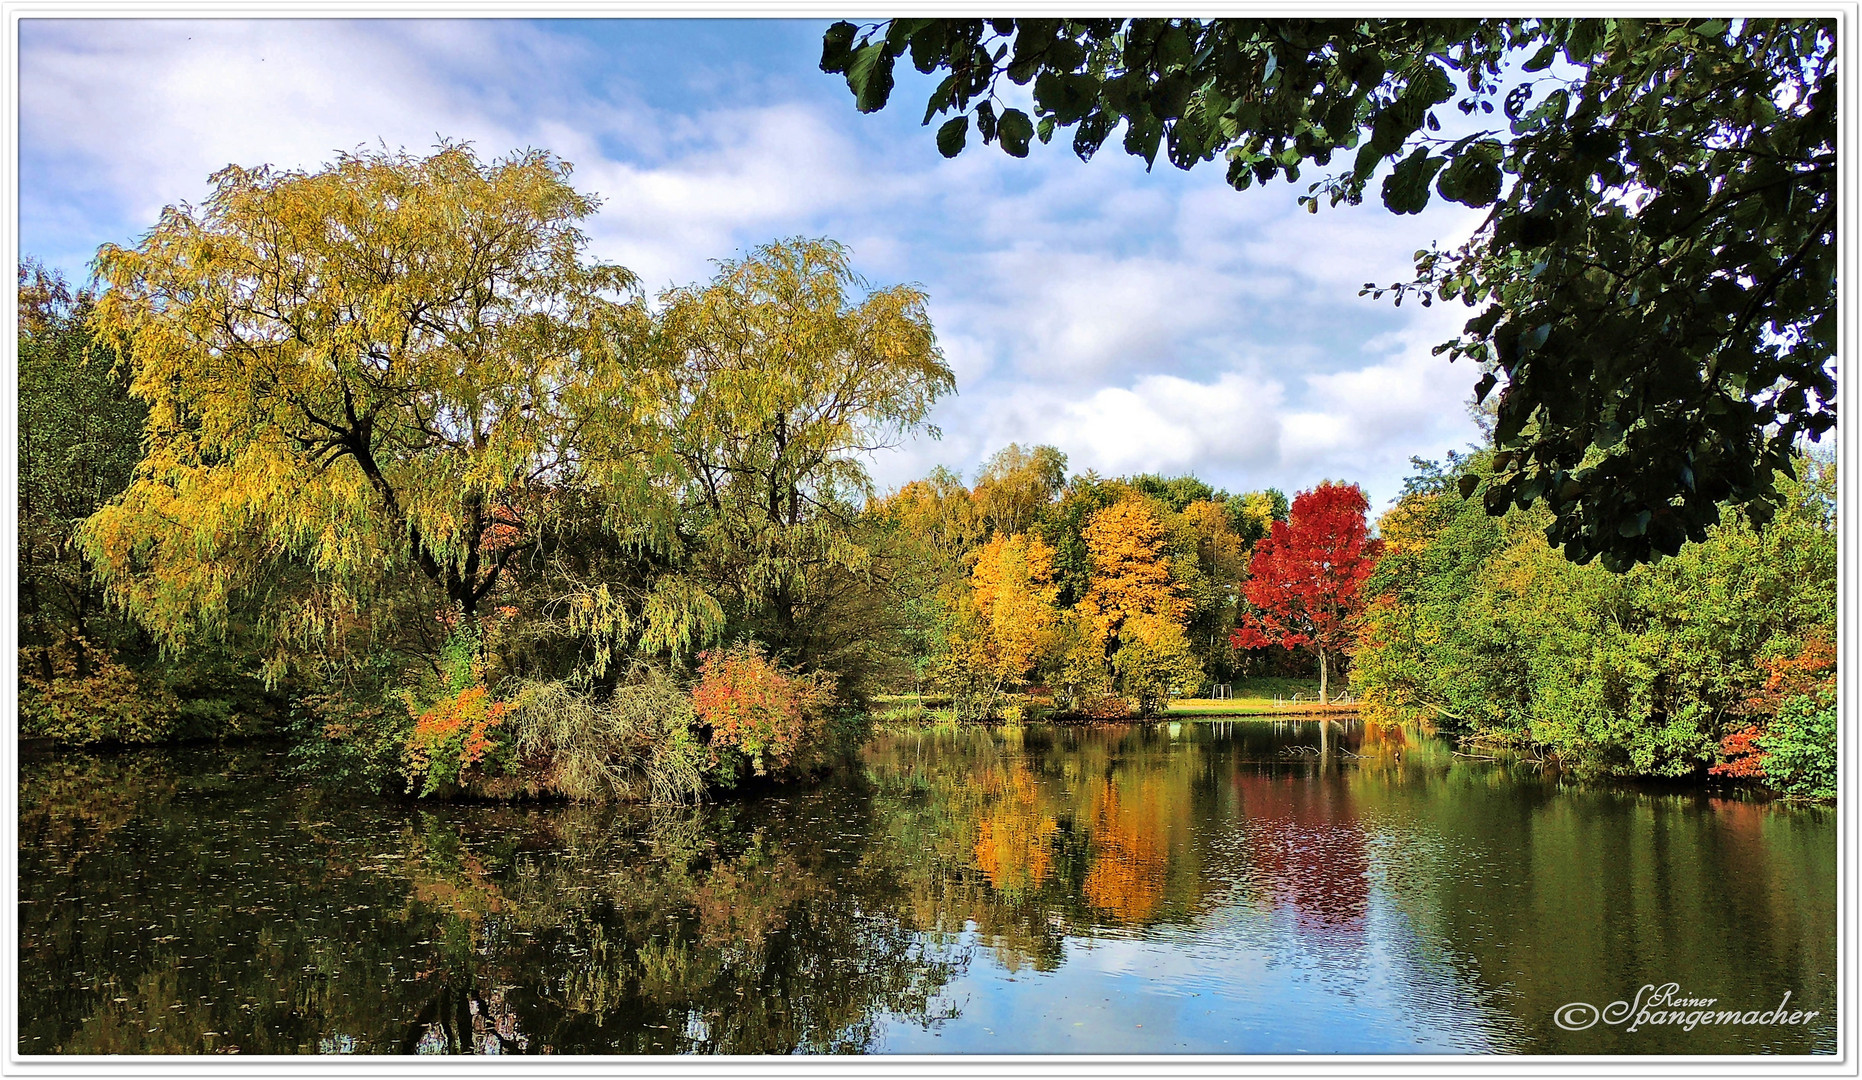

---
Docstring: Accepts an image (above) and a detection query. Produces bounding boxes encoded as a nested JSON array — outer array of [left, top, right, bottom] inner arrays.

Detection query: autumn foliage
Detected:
[[938, 534, 1062, 721], [1231, 482, 1382, 703], [405, 685, 514, 796], [691, 643, 836, 778], [1711, 632, 1837, 782], [1078, 498, 1189, 637]]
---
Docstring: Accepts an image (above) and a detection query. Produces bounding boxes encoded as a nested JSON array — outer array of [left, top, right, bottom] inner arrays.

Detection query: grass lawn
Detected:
[[871, 678, 1356, 723], [1163, 677, 1358, 717]]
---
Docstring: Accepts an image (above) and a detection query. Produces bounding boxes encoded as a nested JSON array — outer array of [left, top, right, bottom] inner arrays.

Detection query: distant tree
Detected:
[[821, 18, 1836, 569], [1176, 498, 1249, 679], [1127, 473, 1216, 513], [1079, 498, 1202, 714], [972, 443, 1067, 536], [1112, 612, 1204, 716], [1231, 482, 1383, 703], [867, 467, 982, 692], [1032, 472, 1124, 606], [1079, 498, 1189, 644], [1223, 490, 1287, 545], [877, 467, 983, 563], [936, 533, 1061, 721]]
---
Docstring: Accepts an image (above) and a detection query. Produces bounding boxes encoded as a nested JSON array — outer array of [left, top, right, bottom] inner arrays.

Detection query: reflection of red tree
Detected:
[[1232, 773, 1369, 936]]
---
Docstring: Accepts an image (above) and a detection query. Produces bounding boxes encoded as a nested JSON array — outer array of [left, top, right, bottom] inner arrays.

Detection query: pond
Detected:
[[17, 719, 1837, 1055]]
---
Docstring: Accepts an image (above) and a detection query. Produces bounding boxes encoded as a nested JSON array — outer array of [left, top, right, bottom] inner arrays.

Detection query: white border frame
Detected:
[[3, 3, 1855, 1077]]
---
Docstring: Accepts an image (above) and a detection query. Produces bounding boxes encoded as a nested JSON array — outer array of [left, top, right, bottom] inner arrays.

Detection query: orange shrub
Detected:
[[1709, 724, 1768, 779], [690, 644, 835, 778], [405, 685, 513, 796]]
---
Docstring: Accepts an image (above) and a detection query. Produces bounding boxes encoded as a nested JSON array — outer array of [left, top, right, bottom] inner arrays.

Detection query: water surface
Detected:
[[18, 720, 1836, 1054]]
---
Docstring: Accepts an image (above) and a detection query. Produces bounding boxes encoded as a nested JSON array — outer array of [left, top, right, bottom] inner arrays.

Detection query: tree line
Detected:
[[1355, 450, 1836, 796]]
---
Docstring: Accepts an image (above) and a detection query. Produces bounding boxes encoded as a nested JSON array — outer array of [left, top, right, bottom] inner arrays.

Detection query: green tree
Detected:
[[18, 261, 147, 669], [866, 467, 983, 692], [654, 237, 954, 676], [1355, 451, 1836, 779], [822, 18, 1835, 568]]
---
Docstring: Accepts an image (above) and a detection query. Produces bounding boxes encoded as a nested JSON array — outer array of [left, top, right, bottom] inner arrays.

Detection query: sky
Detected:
[[18, 17, 1493, 509]]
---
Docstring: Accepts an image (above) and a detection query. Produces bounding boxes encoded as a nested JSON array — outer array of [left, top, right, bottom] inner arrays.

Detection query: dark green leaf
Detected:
[[847, 42, 897, 113], [998, 108, 1035, 157], [936, 115, 969, 158]]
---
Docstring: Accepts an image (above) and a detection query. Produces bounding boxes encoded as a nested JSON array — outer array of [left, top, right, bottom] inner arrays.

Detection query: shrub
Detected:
[[285, 653, 415, 793], [506, 664, 706, 804], [1112, 612, 1204, 717], [1759, 690, 1836, 800], [403, 685, 515, 797], [691, 643, 837, 781], [19, 641, 173, 745]]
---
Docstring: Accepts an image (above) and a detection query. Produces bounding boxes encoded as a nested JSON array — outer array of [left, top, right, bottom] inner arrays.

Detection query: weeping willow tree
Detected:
[[79, 143, 682, 679], [654, 238, 955, 678]]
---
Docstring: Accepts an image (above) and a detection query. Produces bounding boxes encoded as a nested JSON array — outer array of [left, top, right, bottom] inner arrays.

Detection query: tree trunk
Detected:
[[1317, 649, 1329, 705]]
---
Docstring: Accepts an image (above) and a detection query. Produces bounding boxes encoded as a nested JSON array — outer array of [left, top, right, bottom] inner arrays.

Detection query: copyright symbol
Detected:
[[1555, 1001, 1600, 1031]]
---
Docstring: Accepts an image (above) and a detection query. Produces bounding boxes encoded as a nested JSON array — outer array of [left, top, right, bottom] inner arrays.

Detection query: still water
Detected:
[[18, 720, 1837, 1055]]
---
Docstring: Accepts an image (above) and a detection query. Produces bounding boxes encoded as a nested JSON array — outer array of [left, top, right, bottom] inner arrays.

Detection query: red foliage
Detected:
[[1738, 632, 1836, 718], [1709, 724, 1768, 779], [1230, 482, 1383, 658], [1713, 632, 1834, 781]]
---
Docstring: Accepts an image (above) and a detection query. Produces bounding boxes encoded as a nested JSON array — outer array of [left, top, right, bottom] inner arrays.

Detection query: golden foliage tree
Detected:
[[1077, 498, 1203, 714], [937, 533, 1061, 721], [1078, 498, 1188, 643], [80, 143, 673, 676]]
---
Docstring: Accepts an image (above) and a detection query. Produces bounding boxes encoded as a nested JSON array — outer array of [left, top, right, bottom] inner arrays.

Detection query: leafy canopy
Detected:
[[822, 17, 1836, 569], [656, 237, 953, 655], [1232, 482, 1382, 700], [81, 143, 668, 670]]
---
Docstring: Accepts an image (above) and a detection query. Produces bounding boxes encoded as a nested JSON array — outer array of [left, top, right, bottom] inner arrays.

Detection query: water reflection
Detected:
[[18, 722, 1837, 1055]]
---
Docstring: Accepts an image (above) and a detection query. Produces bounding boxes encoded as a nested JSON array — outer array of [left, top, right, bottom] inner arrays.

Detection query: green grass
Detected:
[[869, 680, 1351, 726], [1162, 677, 1356, 718]]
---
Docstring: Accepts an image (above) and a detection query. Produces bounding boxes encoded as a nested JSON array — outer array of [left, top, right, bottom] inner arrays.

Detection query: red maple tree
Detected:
[[1230, 481, 1383, 704]]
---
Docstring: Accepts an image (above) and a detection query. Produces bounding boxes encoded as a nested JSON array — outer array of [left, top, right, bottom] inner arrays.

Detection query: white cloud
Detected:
[[19, 20, 546, 226], [575, 102, 893, 291]]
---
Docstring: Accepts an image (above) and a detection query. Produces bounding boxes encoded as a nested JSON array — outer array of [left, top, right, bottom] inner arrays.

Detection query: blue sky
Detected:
[[19, 17, 1490, 508]]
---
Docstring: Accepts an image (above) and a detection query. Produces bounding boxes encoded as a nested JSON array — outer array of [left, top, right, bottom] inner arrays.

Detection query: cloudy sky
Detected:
[[19, 17, 1492, 507]]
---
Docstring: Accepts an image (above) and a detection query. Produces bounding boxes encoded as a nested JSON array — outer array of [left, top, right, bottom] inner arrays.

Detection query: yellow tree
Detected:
[[1078, 498, 1189, 643], [79, 144, 679, 675], [972, 443, 1067, 537], [939, 533, 1060, 721], [1077, 498, 1203, 715]]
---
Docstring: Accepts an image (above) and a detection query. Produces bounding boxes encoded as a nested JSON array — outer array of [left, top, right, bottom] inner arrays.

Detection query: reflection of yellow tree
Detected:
[[1081, 776, 1170, 924], [971, 766, 1058, 894]]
